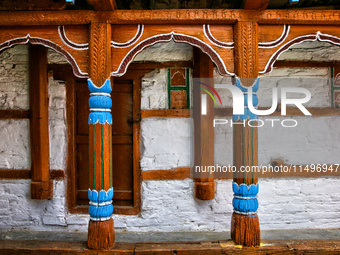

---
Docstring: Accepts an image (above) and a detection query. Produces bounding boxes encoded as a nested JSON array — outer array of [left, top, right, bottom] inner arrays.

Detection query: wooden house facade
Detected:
[[0, 0, 340, 251]]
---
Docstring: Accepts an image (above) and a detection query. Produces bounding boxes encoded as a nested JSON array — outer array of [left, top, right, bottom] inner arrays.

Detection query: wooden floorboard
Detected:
[[0, 239, 340, 254]]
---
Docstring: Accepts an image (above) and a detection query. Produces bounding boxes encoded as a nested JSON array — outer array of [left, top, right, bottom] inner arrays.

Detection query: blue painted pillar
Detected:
[[87, 22, 114, 249]]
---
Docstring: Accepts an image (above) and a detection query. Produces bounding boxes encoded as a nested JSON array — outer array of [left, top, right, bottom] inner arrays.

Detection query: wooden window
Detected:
[[66, 67, 152, 215], [137, 62, 192, 118], [331, 67, 340, 108], [168, 68, 191, 109]]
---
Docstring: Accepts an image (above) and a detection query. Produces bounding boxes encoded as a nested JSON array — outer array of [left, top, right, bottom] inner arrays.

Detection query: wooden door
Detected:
[[69, 68, 150, 215], [111, 77, 134, 207]]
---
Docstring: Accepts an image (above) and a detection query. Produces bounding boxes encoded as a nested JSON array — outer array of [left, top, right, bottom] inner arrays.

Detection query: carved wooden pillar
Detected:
[[193, 48, 215, 200], [231, 21, 260, 246], [87, 22, 115, 249]]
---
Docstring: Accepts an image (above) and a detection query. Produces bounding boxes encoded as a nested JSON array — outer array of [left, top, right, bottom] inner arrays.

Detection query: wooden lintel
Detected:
[[1, 166, 337, 181], [0, 165, 331, 182], [142, 167, 191, 181], [0, 170, 64, 180], [274, 60, 340, 68], [0, 110, 30, 119], [130, 61, 193, 69], [2, 10, 340, 26], [215, 107, 340, 117], [141, 109, 191, 118], [50, 170, 65, 180], [48, 64, 74, 81], [0, 170, 31, 179], [273, 107, 340, 116]]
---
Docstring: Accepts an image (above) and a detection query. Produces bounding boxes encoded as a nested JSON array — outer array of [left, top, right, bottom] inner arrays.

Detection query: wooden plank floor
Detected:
[[0, 239, 340, 254]]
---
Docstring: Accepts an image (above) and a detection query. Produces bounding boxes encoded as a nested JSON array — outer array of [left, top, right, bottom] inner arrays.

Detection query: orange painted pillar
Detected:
[[87, 22, 115, 249], [231, 21, 260, 246]]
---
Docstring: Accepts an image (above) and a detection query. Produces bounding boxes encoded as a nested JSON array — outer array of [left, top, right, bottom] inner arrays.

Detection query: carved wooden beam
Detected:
[[87, 0, 116, 11], [0, 0, 67, 10], [231, 21, 260, 247], [234, 21, 258, 87], [2, 10, 340, 26], [29, 45, 53, 199], [107, 10, 340, 25], [243, 0, 269, 10], [87, 22, 115, 249]]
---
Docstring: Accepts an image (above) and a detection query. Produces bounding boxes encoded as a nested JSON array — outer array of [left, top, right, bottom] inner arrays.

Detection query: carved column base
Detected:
[[231, 212, 260, 246], [194, 181, 215, 200], [88, 219, 115, 249], [30, 180, 53, 199]]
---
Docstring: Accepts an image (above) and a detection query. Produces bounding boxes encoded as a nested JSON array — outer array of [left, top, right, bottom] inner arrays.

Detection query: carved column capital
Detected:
[[234, 21, 258, 86], [89, 22, 112, 86]]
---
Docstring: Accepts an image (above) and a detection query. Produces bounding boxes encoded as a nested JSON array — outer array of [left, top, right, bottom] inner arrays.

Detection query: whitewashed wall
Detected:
[[140, 118, 194, 170], [280, 41, 340, 61], [141, 69, 168, 110], [1, 177, 340, 231], [0, 46, 31, 169], [0, 41, 340, 232], [0, 119, 30, 169], [134, 40, 193, 62]]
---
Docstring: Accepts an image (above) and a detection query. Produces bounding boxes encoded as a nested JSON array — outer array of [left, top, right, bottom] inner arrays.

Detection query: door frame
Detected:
[[56, 64, 153, 215]]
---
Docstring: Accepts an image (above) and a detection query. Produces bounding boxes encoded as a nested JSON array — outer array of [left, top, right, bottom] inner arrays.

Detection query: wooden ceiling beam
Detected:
[[0, 0, 67, 10], [243, 0, 269, 10], [1, 9, 340, 26], [87, 0, 116, 11]]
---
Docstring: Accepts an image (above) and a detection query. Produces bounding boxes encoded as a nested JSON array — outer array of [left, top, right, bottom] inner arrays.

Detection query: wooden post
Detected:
[[231, 21, 260, 246], [87, 22, 115, 249], [193, 48, 215, 200], [29, 45, 53, 199]]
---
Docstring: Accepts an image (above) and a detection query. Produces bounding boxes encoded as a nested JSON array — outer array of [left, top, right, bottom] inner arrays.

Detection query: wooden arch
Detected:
[[111, 31, 233, 77], [0, 24, 235, 79], [258, 24, 340, 75], [0, 25, 89, 79], [0, 34, 88, 78], [261, 31, 340, 74], [110, 24, 234, 77]]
